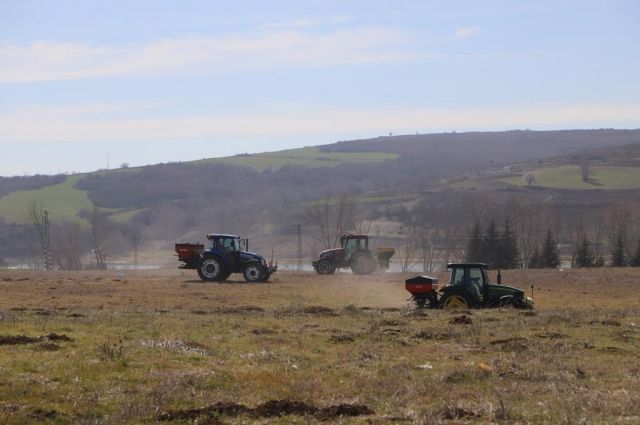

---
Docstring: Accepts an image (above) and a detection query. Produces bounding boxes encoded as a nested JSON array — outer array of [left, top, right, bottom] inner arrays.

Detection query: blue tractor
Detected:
[[175, 234, 277, 283]]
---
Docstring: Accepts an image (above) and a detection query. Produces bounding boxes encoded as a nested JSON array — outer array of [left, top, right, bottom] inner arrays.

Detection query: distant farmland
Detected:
[[502, 165, 640, 190]]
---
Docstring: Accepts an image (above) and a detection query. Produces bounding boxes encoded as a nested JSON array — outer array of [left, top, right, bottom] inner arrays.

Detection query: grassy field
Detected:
[[0, 268, 639, 424], [0, 175, 96, 224], [198, 147, 398, 171], [502, 165, 640, 190]]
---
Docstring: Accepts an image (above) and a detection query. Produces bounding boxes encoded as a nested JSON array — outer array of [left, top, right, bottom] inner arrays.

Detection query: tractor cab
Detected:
[[341, 234, 369, 262], [206, 234, 250, 269], [446, 263, 489, 306], [209, 234, 241, 252]]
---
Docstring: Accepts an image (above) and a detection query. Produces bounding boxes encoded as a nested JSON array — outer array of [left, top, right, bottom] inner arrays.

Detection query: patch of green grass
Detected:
[[0, 175, 96, 224], [197, 147, 398, 171], [503, 165, 640, 190], [107, 208, 147, 223]]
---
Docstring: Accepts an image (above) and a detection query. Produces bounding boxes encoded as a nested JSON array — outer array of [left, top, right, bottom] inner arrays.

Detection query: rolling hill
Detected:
[[1, 128, 640, 264]]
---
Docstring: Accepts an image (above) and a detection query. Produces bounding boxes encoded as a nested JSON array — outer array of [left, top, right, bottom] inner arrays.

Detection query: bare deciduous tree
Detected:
[[308, 193, 356, 249], [51, 221, 85, 270], [90, 206, 110, 269], [580, 153, 590, 182], [523, 172, 537, 188], [26, 200, 53, 270], [399, 224, 420, 272], [418, 226, 436, 272]]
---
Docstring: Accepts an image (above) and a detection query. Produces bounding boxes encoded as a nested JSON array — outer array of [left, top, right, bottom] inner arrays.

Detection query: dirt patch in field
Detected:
[[30, 408, 63, 421], [0, 333, 74, 346], [45, 333, 73, 342], [590, 319, 622, 326], [329, 334, 355, 343], [251, 328, 277, 335], [536, 332, 567, 339], [67, 313, 86, 318], [490, 336, 529, 352], [0, 335, 39, 345], [450, 315, 473, 325], [301, 306, 338, 316], [158, 399, 373, 421], [36, 343, 61, 351], [215, 305, 265, 314]]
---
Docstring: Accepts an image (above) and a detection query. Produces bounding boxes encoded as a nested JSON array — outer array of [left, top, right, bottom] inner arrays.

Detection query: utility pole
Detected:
[[43, 210, 53, 271], [296, 224, 302, 271], [133, 234, 139, 270]]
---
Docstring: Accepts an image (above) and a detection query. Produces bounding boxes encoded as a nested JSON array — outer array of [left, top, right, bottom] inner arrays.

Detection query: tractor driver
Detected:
[[468, 267, 484, 302]]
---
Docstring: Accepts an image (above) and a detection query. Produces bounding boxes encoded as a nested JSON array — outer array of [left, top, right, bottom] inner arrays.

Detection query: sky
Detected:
[[1, 0, 639, 176]]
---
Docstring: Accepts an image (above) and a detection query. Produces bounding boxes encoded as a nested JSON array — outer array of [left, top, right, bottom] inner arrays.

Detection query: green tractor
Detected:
[[405, 263, 534, 309]]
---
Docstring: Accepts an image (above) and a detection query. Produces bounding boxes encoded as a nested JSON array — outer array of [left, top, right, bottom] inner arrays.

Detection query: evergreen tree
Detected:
[[498, 219, 519, 269], [540, 229, 560, 268], [575, 234, 594, 268], [483, 221, 499, 268], [528, 248, 540, 269], [465, 221, 483, 263], [611, 230, 627, 267], [594, 255, 605, 268], [630, 238, 640, 267]]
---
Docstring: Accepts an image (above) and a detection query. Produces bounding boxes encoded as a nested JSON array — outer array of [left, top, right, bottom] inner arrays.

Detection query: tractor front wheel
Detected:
[[316, 259, 336, 275], [440, 293, 472, 310], [243, 263, 268, 283], [351, 254, 376, 275], [197, 256, 227, 282]]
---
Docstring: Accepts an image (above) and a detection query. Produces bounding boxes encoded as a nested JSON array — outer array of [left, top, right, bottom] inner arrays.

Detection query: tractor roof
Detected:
[[447, 263, 488, 269], [342, 233, 368, 238], [206, 234, 239, 240]]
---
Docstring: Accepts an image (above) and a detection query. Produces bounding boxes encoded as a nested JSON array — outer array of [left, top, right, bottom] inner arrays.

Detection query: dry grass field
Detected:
[[0, 268, 639, 424]]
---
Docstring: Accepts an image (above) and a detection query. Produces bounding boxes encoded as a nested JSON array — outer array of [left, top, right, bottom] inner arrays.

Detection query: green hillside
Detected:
[[502, 165, 640, 190], [0, 175, 95, 223], [198, 147, 397, 171], [0, 147, 398, 224]]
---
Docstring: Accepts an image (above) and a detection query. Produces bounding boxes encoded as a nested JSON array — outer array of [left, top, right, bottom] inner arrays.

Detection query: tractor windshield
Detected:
[[450, 268, 464, 286], [344, 238, 366, 252], [214, 237, 240, 252]]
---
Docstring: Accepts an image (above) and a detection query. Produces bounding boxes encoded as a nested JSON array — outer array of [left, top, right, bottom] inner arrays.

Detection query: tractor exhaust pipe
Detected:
[[497, 269, 502, 285]]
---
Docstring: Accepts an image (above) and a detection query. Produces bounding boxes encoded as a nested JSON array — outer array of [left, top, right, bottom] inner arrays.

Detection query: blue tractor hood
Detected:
[[239, 251, 266, 263]]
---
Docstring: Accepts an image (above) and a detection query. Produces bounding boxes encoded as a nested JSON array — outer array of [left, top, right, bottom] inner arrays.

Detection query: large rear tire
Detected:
[[316, 259, 336, 275], [197, 256, 227, 282], [243, 263, 267, 283], [440, 293, 472, 310], [351, 253, 376, 275]]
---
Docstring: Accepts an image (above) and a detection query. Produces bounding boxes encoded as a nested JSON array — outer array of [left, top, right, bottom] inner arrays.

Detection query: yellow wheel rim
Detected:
[[443, 295, 468, 309]]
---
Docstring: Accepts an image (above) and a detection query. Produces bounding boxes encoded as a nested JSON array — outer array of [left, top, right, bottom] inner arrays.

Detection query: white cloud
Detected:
[[452, 26, 479, 40], [0, 27, 410, 83], [1, 102, 639, 144]]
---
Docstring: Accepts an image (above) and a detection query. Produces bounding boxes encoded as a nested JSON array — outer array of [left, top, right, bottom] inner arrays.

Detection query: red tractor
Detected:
[[312, 234, 395, 275]]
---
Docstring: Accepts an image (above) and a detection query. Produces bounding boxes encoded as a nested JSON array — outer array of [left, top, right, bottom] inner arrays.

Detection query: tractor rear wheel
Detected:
[[316, 259, 336, 275], [197, 256, 227, 282], [243, 263, 267, 283], [351, 253, 376, 275], [440, 293, 472, 310]]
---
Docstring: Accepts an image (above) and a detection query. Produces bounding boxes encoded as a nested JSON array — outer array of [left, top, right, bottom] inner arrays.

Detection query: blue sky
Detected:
[[1, 0, 639, 176]]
